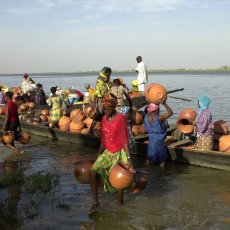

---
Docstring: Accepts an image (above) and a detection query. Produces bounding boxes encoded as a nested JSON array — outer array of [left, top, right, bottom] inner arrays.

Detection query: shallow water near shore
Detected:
[[1, 135, 230, 229]]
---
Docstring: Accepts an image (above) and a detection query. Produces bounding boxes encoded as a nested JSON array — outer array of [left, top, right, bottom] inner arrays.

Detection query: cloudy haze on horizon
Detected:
[[0, 0, 230, 74]]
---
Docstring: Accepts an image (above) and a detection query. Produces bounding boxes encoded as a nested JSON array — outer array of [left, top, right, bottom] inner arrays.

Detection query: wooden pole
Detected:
[[167, 95, 191, 102]]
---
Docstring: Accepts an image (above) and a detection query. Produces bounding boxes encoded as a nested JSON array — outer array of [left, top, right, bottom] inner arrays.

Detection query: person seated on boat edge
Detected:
[[89, 93, 133, 214], [1, 91, 23, 153], [193, 95, 213, 151], [34, 83, 47, 106], [88, 67, 113, 134], [129, 80, 143, 98], [21, 73, 36, 94], [47, 87, 62, 128], [84, 84, 96, 104], [144, 99, 173, 167]]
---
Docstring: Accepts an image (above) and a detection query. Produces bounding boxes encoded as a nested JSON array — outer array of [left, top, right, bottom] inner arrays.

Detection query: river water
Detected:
[[0, 72, 230, 229]]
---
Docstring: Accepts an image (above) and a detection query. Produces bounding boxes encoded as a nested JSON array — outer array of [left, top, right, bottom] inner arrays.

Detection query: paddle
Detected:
[[167, 95, 191, 102]]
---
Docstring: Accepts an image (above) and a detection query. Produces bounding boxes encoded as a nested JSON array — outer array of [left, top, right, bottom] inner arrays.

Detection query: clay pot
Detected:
[[74, 160, 94, 184], [59, 116, 71, 131], [109, 163, 136, 190], [132, 125, 140, 136], [19, 103, 28, 111], [81, 128, 90, 135], [40, 109, 49, 116], [83, 104, 96, 118], [0, 106, 4, 115], [70, 121, 85, 133], [176, 108, 197, 134], [130, 110, 143, 125], [2, 132, 15, 144], [70, 109, 80, 120], [213, 120, 228, 135], [83, 117, 93, 128], [40, 114, 48, 122], [72, 111, 85, 123], [129, 171, 149, 194], [129, 91, 142, 98], [145, 83, 167, 104], [94, 122, 101, 130], [139, 124, 146, 135], [28, 102, 35, 110], [219, 135, 230, 152], [19, 132, 31, 145]]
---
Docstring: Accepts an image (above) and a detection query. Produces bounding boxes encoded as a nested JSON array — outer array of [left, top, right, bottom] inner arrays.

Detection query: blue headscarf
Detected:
[[198, 95, 211, 110]]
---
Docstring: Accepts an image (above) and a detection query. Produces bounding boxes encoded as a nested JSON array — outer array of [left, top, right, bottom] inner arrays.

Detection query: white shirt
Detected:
[[136, 61, 148, 84]]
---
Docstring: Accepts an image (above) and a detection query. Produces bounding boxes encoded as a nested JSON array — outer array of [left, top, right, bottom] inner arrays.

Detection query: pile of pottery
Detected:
[[130, 110, 146, 136], [0, 131, 31, 145]]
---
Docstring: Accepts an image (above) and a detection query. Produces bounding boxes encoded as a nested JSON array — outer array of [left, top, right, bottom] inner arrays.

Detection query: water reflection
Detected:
[[0, 135, 230, 229]]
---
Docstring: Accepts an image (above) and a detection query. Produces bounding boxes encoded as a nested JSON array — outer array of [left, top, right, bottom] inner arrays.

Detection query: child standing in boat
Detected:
[[144, 100, 173, 167]]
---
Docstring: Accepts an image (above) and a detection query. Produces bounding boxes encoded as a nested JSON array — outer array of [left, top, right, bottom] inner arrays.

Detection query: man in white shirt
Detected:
[[135, 56, 148, 92]]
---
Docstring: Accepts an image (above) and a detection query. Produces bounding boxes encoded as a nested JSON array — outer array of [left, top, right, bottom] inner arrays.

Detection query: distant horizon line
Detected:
[[0, 68, 230, 76]]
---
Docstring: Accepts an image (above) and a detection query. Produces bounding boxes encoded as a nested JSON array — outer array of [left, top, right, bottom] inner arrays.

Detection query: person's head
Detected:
[[136, 56, 142, 63], [37, 83, 43, 89], [147, 103, 159, 114], [101, 93, 117, 117], [50, 87, 57, 95], [113, 78, 121, 86], [23, 73, 29, 79], [100, 67, 112, 81], [5, 91, 13, 101], [198, 95, 211, 109], [85, 84, 90, 90]]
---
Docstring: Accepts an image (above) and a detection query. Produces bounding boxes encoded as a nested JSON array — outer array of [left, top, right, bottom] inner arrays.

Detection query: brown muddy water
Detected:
[[0, 135, 230, 230]]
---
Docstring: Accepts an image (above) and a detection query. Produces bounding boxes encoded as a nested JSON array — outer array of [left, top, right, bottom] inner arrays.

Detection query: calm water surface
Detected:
[[0, 135, 230, 229], [0, 72, 230, 229]]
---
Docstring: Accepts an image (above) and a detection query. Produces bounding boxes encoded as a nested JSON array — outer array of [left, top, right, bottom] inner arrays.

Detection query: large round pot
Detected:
[[219, 135, 230, 152], [144, 83, 167, 104], [139, 124, 146, 135], [176, 108, 197, 134], [130, 110, 143, 125], [28, 102, 35, 110], [40, 109, 49, 116], [2, 132, 15, 144], [19, 132, 31, 145], [83, 104, 96, 118], [213, 120, 228, 135], [40, 114, 48, 122], [19, 103, 28, 111], [72, 111, 85, 123], [132, 125, 140, 136], [70, 121, 85, 133], [70, 109, 80, 120], [74, 160, 94, 184], [109, 163, 136, 190], [59, 116, 71, 131]]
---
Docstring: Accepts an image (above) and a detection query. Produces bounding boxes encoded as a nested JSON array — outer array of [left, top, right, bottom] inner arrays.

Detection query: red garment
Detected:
[[101, 113, 129, 153], [4, 100, 18, 122], [75, 90, 84, 98]]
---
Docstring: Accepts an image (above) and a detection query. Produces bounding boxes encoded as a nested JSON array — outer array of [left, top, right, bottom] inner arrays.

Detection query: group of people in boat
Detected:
[[0, 56, 221, 214]]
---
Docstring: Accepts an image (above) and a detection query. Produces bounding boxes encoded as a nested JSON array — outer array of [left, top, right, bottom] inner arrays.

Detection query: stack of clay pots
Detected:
[[130, 110, 146, 136]]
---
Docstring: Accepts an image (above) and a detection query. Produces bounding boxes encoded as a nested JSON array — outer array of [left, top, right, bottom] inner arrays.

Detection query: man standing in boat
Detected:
[[135, 56, 148, 92]]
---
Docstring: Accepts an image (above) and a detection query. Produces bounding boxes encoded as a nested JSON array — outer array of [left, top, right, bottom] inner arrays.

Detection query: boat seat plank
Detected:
[[168, 139, 192, 147]]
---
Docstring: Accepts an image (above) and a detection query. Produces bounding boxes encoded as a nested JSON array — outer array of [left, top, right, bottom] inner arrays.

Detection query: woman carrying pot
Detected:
[[1, 91, 22, 152], [89, 93, 132, 214]]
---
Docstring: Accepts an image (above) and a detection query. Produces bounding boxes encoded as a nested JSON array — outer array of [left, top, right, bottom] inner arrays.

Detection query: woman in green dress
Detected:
[[47, 87, 62, 128]]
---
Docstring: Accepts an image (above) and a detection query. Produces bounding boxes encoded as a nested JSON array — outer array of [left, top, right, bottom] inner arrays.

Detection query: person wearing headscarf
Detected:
[[194, 95, 213, 151], [89, 93, 132, 214], [47, 87, 62, 128], [34, 83, 47, 106], [144, 100, 173, 166]]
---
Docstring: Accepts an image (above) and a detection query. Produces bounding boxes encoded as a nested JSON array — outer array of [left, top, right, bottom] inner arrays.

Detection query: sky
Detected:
[[0, 0, 230, 73]]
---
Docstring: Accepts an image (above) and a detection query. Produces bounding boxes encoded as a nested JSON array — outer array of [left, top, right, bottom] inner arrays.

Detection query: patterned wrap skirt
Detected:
[[194, 135, 213, 151], [91, 149, 128, 193]]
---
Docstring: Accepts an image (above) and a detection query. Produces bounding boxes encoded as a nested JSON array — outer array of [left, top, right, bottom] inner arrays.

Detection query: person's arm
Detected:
[[159, 102, 173, 122], [124, 91, 133, 110], [2, 105, 10, 134], [123, 143, 132, 168]]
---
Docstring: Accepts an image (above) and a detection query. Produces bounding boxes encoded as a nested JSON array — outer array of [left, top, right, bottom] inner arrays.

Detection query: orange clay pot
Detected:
[[40, 114, 48, 122], [72, 111, 85, 123], [130, 110, 143, 125], [19, 132, 31, 145], [2, 132, 15, 144], [144, 83, 167, 104], [109, 163, 136, 190], [74, 160, 94, 184], [132, 125, 140, 136], [139, 124, 146, 135], [213, 120, 228, 135], [40, 109, 49, 116], [0, 106, 5, 115], [58, 116, 71, 131], [219, 135, 230, 152], [83, 104, 97, 118], [19, 103, 28, 111], [83, 117, 93, 128], [70, 109, 80, 120], [28, 102, 35, 110], [176, 108, 197, 134], [69, 121, 85, 133], [129, 91, 142, 98]]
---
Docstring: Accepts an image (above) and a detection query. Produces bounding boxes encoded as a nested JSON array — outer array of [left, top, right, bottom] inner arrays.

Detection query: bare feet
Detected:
[[88, 203, 99, 214]]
